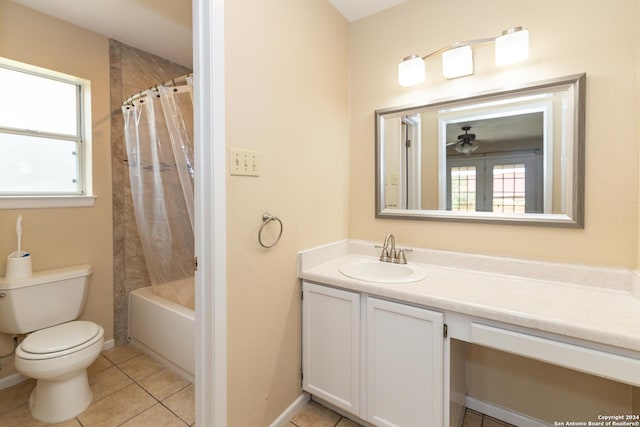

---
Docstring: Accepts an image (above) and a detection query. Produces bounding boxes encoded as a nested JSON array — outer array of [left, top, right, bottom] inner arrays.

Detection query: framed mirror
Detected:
[[375, 74, 585, 227]]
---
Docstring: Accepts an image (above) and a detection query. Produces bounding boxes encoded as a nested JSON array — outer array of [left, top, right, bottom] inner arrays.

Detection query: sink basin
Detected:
[[338, 258, 427, 284]]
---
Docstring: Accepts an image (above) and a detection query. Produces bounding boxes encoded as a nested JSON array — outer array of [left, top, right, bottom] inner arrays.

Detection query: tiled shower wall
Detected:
[[110, 40, 192, 344]]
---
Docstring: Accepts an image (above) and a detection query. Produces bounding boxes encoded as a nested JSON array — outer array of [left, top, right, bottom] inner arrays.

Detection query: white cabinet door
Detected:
[[302, 282, 360, 414], [365, 297, 444, 427]]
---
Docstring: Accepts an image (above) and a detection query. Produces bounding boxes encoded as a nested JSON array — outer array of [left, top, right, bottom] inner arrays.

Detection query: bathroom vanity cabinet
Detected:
[[302, 279, 640, 427], [298, 240, 640, 426], [302, 281, 444, 426]]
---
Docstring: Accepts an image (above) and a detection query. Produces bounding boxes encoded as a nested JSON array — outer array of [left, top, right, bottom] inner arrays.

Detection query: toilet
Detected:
[[0, 264, 104, 423]]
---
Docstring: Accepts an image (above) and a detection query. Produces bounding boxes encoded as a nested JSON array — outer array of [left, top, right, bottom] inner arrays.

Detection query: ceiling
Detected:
[[328, 0, 409, 22], [11, 0, 406, 67], [445, 112, 544, 156]]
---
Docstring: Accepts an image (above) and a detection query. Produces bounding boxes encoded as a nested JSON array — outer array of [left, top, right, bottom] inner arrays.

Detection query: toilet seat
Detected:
[[17, 321, 103, 361]]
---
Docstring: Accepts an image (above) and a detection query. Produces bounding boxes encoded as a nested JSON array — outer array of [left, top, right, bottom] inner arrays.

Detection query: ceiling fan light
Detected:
[[398, 55, 425, 87], [455, 143, 479, 155], [495, 27, 529, 66], [442, 46, 473, 79]]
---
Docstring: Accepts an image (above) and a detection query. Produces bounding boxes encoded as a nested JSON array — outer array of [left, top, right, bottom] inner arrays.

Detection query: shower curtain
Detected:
[[122, 77, 195, 308]]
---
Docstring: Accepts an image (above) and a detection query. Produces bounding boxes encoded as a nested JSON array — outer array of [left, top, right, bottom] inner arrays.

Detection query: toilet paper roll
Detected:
[[6, 251, 32, 280]]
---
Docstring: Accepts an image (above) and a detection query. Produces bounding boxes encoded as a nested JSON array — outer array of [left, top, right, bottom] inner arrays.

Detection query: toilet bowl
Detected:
[[0, 264, 100, 422], [15, 320, 105, 423]]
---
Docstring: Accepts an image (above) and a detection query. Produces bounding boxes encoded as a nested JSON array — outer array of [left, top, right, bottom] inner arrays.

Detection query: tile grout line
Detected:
[[113, 382, 159, 427], [157, 399, 191, 426], [111, 358, 192, 426], [101, 351, 139, 366], [95, 349, 193, 426]]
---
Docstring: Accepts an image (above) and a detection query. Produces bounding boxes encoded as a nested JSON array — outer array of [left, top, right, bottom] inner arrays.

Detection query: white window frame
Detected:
[[0, 57, 95, 209]]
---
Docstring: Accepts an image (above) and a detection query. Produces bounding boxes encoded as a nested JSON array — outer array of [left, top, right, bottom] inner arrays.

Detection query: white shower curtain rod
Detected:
[[122, 72, 193, 107]]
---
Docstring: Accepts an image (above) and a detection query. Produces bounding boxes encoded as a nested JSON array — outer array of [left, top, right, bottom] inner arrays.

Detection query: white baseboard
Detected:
[[0, 372, 28, 390], [269, 392, 310, 427], [466, 396, 550, 427], [103, 338, 115, 351]]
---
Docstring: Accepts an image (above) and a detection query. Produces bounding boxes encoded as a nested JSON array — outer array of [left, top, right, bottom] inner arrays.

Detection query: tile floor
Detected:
[[461, 408, 515, 427], [288, 401, 515, 427], [288, 401, 361, 427], [0, 344, 194, 426], [0, 344, 513, 427]]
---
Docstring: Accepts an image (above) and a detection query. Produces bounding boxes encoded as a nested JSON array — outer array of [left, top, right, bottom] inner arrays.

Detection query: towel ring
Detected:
[[258, 212, 283, 248]]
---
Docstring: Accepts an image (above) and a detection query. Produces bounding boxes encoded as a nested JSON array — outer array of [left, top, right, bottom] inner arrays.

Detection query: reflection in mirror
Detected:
[[375, 74, 585, 227]]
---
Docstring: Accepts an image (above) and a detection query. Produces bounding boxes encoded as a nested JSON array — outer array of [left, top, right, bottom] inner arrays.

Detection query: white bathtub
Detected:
[[128, 285, 195, 382]]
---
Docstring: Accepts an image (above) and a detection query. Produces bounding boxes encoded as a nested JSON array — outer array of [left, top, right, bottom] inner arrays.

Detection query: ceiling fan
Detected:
[[447, 126, 480, 154]]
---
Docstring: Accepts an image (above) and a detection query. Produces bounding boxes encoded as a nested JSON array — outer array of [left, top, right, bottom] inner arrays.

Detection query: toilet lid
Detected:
[[21, 321, 101, 354]]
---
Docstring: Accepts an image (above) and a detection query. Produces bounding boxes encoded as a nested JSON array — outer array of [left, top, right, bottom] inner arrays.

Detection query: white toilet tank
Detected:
[[0, 264, 92, 334]]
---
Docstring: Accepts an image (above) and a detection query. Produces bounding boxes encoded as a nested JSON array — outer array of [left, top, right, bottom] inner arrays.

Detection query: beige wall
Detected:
[[0, 1, 113, 377], [349, 0, 640, 268], [349, 0, 640, 422], [225, 0, 350, 424]]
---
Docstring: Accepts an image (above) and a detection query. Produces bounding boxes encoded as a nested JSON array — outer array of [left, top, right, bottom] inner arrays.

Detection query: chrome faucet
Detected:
[[379, 233, 396, 262], [377, 233, 412, 264]]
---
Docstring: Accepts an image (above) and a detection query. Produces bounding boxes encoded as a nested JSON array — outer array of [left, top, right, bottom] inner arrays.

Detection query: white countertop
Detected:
[[298, 240, 640, 354]]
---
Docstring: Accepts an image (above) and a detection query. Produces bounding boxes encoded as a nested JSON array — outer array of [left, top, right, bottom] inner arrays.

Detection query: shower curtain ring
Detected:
[[258, 213, 283, 248]]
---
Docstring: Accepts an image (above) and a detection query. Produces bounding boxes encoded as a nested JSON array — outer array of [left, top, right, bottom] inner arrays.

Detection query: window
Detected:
[[0, 57, 93, 208], [492, 164, 526, 213], [450, 166, 477, 212], [447, 155, 541, 213]]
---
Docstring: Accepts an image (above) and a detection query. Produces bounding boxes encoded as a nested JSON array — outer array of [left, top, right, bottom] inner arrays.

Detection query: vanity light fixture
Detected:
[[397, 54, 426, 87], [398, 27, 529, 87], [495, 27, 530, 66], [442, 45, 473, 79]]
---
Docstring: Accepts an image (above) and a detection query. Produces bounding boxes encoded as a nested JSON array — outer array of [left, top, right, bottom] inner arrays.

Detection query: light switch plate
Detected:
[[229, 148, 259, 176]]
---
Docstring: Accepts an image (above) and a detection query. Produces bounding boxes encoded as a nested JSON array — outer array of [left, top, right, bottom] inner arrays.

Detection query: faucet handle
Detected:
[[393, 247, 413, 264], [379, 248, 392, 262], [393, 249, 407, 264]]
